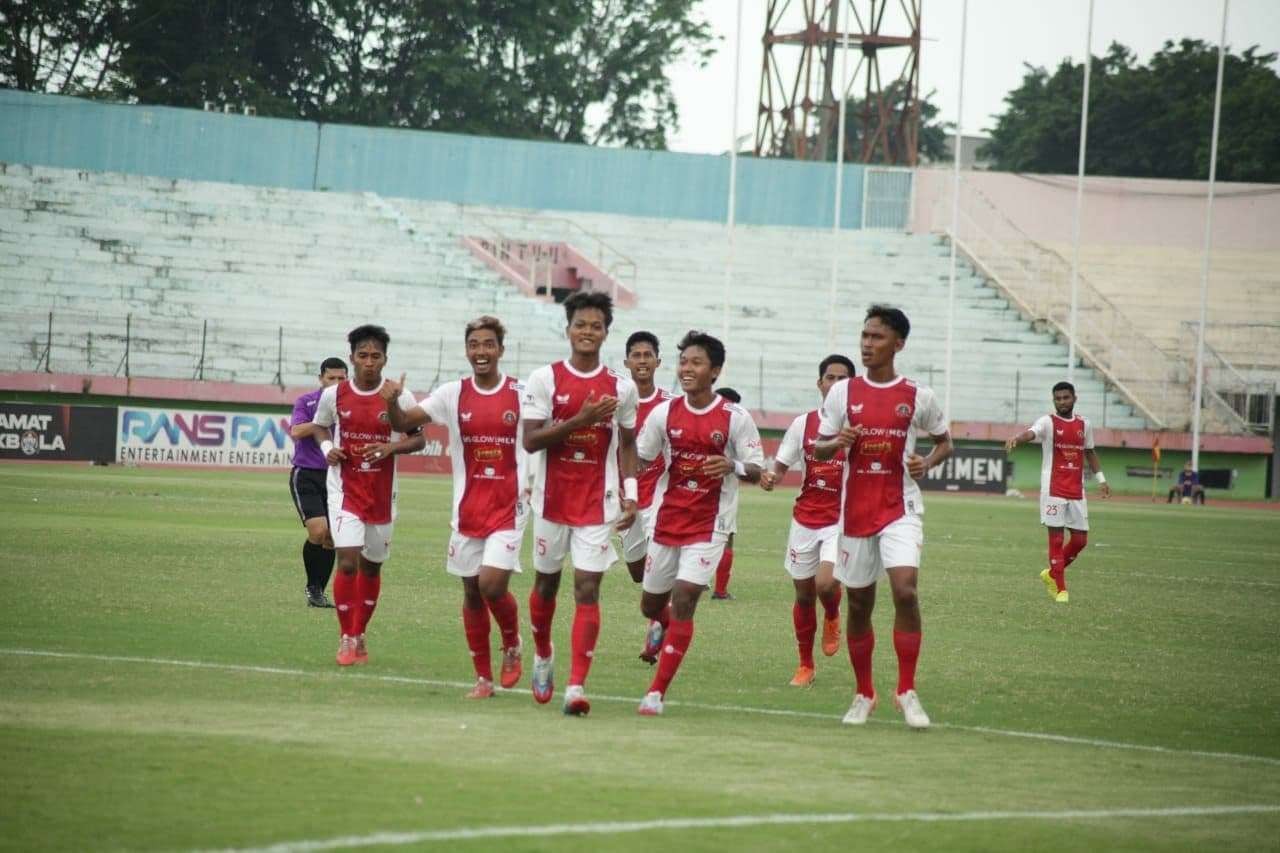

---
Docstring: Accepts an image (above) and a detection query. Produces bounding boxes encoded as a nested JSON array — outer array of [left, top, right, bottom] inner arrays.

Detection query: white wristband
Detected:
[[320, 440, 334, 456], [623, 477, 638, 502], [1095, 471, 1106, 484], [733, 459, 747, 478]]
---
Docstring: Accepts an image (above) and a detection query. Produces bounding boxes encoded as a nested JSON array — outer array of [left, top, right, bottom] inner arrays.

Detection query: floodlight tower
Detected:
[[755, 0, 922, 164]]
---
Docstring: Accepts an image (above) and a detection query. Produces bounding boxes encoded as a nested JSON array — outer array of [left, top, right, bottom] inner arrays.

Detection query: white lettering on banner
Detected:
[[0, 413, 54, 431]]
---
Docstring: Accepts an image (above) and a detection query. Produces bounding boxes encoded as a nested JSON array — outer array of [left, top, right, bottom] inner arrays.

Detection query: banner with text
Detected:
[[0, 403, 116, 462], [920, 446, 1007, 493], [117, 406, 297, 467]]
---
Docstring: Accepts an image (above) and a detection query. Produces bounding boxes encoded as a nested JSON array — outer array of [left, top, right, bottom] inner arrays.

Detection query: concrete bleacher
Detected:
[[0, 162, 1145, 428]]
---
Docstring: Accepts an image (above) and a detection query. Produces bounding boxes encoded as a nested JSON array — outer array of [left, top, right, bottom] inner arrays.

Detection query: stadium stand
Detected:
[[0, 161, 1145, 427]]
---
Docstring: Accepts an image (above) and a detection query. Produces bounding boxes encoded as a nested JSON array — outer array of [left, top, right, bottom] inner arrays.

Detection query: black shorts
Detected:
[[289, 466, 329, 523]]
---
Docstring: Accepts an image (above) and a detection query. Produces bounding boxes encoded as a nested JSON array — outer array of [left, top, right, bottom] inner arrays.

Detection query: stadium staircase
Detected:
[[0, 161, 1146, 428]]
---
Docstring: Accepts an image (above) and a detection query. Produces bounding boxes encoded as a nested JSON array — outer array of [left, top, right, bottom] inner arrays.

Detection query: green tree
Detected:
[[985, 40, 1280, 182], [0, 0, 125, 94]]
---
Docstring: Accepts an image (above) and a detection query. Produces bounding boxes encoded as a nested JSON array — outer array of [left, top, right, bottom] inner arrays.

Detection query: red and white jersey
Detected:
[[634, 387, 674, 508], [776, 409, 847, 529], [313, 378, 417, 525], [820, 375, 947, 538], [1030, 413, 1094, 500], [420, 375, 527, 538], [638, 395, 765, 546], [523, 360, 638, 526]]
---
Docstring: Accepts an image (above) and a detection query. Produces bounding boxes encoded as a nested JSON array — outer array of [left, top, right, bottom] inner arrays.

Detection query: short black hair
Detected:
[[865, 305, 910, 340], [1052, 381, 1076, 395], [465, 315, 506, 346], [318, 357, 347, 375], [564, 291, 614, 329], [714, 387, 741, 403], [347, 324, 390, 353], [818, 354, 856, 378], [678, 330, 726, 368], [626, 331, 660, 357]]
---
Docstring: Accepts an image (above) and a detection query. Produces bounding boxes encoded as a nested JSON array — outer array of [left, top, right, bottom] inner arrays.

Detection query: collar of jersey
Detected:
[[859, 374, 906, 390], [346, 378, 385, 397], [681, 394, 723, 416], [467, 374, 508, 396], [638, 387, 665, 404], [560, 360, 605, 379]]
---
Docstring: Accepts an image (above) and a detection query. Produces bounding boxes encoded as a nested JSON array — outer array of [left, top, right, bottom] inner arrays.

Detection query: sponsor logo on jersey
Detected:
[[860, 439, 894, 455], [567, 430, 598, 446], [1055, 429, 1064, 436], [669, 428, 683, 438], [340, 410, 352, 418], [850, 403, 864, 414], [895, 403, 911, 418], [460, 411, 473, 422], [473, 446, 502, 461], [555, 393, 571, 405]]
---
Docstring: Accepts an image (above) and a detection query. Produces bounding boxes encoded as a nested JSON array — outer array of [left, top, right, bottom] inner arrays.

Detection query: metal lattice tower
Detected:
[[755, 0, 922, 164]]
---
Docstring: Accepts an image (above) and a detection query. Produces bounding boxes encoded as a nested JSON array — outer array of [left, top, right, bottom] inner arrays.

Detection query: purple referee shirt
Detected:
[[290, 387, 328, 470]]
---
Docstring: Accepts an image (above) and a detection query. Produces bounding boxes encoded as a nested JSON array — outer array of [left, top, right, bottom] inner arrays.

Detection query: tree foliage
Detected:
[[984, 40, 1280, 182], [1, 0, 714, 149]]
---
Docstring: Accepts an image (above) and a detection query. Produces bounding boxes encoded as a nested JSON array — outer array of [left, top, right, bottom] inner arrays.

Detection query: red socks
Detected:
[[793, 602, 817, 668], [487, 592, 520, 650], [649, 617, 694, 697], [1064, 532, 1088, 567], [568, 603, 600, 687], [354, 572, 381, 634], [333, 571, 358, 636], [1047, 527, 1066, 591], [462, 604, 492, 680], [820, 586, 842, 621], [847, 630, 875, 698], [713, 547, 733, 596], [893, 629, 921, 695], [528, 588, 556, 658]]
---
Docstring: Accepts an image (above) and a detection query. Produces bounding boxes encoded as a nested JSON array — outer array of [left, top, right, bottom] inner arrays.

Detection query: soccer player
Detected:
[[522, 292, 640, 715], [760, 354, 855, 687], [620, 331, 676, 665], [380, 316, 528, 699], [1005, 381, 1111, 603], [815, 306, 952, 730], [309, 325, 424, 666], [289, 356, 348, 608], [709, 386, 742, 600], [634, 331, 764, 716]]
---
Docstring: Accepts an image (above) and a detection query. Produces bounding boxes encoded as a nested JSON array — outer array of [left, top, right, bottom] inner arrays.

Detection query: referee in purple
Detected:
[[288, 357, 348, 607]]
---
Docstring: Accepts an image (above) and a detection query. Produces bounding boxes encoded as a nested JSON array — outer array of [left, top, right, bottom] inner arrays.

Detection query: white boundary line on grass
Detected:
[[9, 648, 1280, 769], [201, 804, 1280, 852]]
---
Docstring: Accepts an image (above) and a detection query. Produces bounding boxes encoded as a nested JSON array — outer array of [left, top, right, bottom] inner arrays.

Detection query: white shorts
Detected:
[[642, 538, 728, 595], [620, 504, 658, 563], [329, 509, 393, 563], [1041, 496, 1089, 530], [784, 519, 840, 580], [835, 515, 923, 589], [446, 527, 525, 577], [533, 516, 617, 574]]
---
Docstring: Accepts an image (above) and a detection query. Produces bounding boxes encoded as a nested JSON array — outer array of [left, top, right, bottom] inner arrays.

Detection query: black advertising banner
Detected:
[[920, 445, 1008, 494], [0, 404, 117, 463]]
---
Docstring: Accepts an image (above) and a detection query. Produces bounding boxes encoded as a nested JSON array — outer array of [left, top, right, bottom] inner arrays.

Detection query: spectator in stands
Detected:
[[1168, 460, 1206, 505]]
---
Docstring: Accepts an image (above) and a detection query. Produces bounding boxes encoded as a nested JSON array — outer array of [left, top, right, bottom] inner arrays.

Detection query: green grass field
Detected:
[[3, 463, 1279, 852]]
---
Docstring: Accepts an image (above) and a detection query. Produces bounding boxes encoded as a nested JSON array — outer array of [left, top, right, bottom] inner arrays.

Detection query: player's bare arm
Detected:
[[380, 373, 430, 432], [1085, 448, 1112, 498], [759, 459, 789, 491], [521, 390, 618, 453], [291, 422, 324, 441], [1004, 428, 1036, 452], [615, 425, 640, 532], [313, 426, 346, 464], [907, 431, 953, 480], [814, 424, 863, 460]]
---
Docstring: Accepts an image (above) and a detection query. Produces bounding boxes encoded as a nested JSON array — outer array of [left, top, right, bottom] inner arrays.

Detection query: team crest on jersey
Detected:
[[895, 403, 911, 418], [378, 411, 390, 423], [503, 410, 517, 426], [710, 430, 726, 448]]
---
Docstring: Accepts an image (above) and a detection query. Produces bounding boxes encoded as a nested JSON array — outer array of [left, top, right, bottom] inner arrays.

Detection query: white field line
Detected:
[[9, 648, 1280, 769], [200, 804, 1280, 852]]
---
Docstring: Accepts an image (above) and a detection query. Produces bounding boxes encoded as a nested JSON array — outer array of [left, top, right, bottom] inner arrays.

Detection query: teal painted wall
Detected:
[[1, 90, 875, 228]]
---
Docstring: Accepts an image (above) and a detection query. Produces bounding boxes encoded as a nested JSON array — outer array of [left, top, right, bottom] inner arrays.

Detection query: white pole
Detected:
[[826, 5, 852, 349], [1192, 0, 1229, 469], [1067, 0, 1094, 385], [944, 0, 968, 421], [722, 0, 744, 343]]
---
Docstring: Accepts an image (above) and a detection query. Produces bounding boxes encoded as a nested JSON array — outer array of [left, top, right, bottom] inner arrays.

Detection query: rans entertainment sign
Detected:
[[117, 406, 295, 467]]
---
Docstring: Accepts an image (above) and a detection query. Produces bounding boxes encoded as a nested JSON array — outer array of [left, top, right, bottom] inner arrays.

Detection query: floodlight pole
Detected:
[[826, 8, 852, 349], [722, 0, 744, 344], [944, 0, 968, 422], [1067, 0, 1095, 385], [1192, 0, 1229, 469]]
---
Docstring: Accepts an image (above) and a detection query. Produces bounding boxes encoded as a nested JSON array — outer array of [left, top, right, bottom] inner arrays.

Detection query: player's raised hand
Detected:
[[574, 390, 618, 426], [379, 372, 406, 404], [614, 499, 638, 532], [701, 455, 734, 479], [906, 452, 929, 480], [760, 469, 779, 491]]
